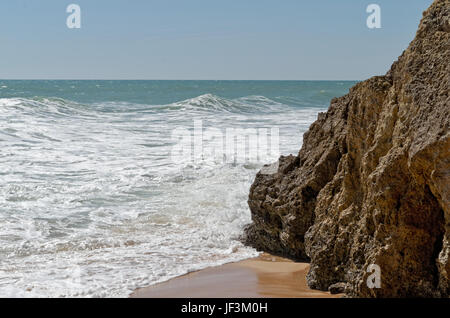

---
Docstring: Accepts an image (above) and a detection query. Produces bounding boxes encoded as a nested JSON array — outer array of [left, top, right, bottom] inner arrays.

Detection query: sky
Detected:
[[0, 0, 433, 80]]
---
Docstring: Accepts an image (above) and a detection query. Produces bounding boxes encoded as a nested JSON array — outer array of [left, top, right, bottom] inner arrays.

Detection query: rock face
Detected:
[[244, 0, 449, 297]]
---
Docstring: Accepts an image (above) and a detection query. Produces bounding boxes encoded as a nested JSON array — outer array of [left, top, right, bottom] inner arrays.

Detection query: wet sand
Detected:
[[130, 254, 341, 298]]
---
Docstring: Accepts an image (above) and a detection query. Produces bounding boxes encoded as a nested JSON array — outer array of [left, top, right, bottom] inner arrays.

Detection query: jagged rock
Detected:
[[328, 282, 348, 295], [244, 0, 449, 297]]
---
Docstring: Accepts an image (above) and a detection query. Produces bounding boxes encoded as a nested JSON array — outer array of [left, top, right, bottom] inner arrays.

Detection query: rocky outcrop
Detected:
[[244, 0, 449, 297]]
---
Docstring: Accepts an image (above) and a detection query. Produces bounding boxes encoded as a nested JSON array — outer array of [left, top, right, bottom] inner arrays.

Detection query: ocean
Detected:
[[0, 80, 356, 297]]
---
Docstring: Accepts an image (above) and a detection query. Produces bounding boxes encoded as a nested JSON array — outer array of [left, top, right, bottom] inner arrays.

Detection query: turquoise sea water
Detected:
[[0, 80, 355, 297]]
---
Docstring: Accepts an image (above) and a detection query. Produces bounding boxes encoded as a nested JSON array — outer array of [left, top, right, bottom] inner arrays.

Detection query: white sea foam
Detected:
[[0, 95, 326, 297]]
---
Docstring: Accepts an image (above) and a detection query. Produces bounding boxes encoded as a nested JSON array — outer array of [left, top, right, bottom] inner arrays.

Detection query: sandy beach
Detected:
[[130, 254, 341, 298]]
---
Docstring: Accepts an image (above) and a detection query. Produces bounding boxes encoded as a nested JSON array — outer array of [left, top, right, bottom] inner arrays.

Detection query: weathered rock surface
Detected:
[[328, 282, 348, 295], [244, 0, 449, 297]]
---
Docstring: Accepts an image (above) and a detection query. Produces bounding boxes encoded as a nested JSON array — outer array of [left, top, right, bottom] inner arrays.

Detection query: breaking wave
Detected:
[[0, 87, 331, 297]]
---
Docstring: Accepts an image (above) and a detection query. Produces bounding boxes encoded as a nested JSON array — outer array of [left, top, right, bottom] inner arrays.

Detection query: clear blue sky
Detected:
[[0, 0, 433, 80]]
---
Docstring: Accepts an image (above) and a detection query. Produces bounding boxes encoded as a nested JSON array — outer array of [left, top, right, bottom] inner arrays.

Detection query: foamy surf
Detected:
[[0, 80, 354, 297]]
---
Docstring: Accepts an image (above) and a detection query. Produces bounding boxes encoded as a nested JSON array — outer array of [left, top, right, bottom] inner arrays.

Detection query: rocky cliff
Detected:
[[244, 0, 449, 297]]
